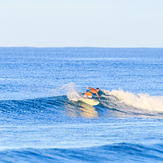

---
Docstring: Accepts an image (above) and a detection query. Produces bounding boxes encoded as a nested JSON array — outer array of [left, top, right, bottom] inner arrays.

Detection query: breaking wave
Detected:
[[102, 89, 163, 113]]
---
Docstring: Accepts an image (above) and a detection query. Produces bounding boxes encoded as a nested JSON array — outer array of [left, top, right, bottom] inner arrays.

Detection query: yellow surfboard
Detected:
[[79, 98, 99, 106]]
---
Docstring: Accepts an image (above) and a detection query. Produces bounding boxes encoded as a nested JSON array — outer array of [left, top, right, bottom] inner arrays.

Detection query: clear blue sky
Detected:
[[0, 0, 163, 47]]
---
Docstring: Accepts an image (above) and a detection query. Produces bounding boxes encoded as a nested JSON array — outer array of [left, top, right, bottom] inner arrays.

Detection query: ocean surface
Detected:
[[0, 47, 163, 163]]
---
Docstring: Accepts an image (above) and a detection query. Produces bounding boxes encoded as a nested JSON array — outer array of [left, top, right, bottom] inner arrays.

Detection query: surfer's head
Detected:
[[96, 88, 100, 92]]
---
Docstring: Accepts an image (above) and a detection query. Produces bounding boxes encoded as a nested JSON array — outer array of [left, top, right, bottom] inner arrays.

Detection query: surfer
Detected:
[[84, 87, 100, 100]]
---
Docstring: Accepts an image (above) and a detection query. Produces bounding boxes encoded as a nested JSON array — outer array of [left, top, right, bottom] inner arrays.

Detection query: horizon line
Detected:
[[0, 46, 163, 49]]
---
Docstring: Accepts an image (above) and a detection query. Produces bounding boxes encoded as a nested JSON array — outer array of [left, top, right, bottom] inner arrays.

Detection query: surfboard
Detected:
[[79, 98, 99, 106]]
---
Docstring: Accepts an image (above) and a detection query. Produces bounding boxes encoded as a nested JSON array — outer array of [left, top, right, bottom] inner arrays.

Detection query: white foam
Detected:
[[102, 89, 163, 112]]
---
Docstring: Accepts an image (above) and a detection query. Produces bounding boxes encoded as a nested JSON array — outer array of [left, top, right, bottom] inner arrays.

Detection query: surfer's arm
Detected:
[[87, 87, 94, 90], [96, 92, 100, 100], [87, 87, 96, 92]]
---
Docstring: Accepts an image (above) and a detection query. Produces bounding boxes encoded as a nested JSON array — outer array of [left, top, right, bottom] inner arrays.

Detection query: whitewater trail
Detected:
[[102, 89, 163, 112]]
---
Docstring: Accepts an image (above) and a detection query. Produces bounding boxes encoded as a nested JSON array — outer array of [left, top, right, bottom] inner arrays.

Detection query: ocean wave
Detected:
[[0, 84, 163, 119], [0, 143, 162, 162]]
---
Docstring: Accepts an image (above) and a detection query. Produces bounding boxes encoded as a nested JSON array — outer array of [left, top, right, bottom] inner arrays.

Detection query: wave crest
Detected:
[[102, 89, 163, 112]]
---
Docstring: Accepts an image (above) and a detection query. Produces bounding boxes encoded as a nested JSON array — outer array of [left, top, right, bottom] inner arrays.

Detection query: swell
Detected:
[[0, 96, 73, 125], [0, 143, 162, 162], [0, 96, 67, 113]]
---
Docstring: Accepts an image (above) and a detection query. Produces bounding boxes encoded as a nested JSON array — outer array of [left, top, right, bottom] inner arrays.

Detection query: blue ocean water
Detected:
[[0, 47, 163, 162]]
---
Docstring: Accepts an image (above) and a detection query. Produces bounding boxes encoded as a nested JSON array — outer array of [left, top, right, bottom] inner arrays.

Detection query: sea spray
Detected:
[[58, 82, 82, 101]]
